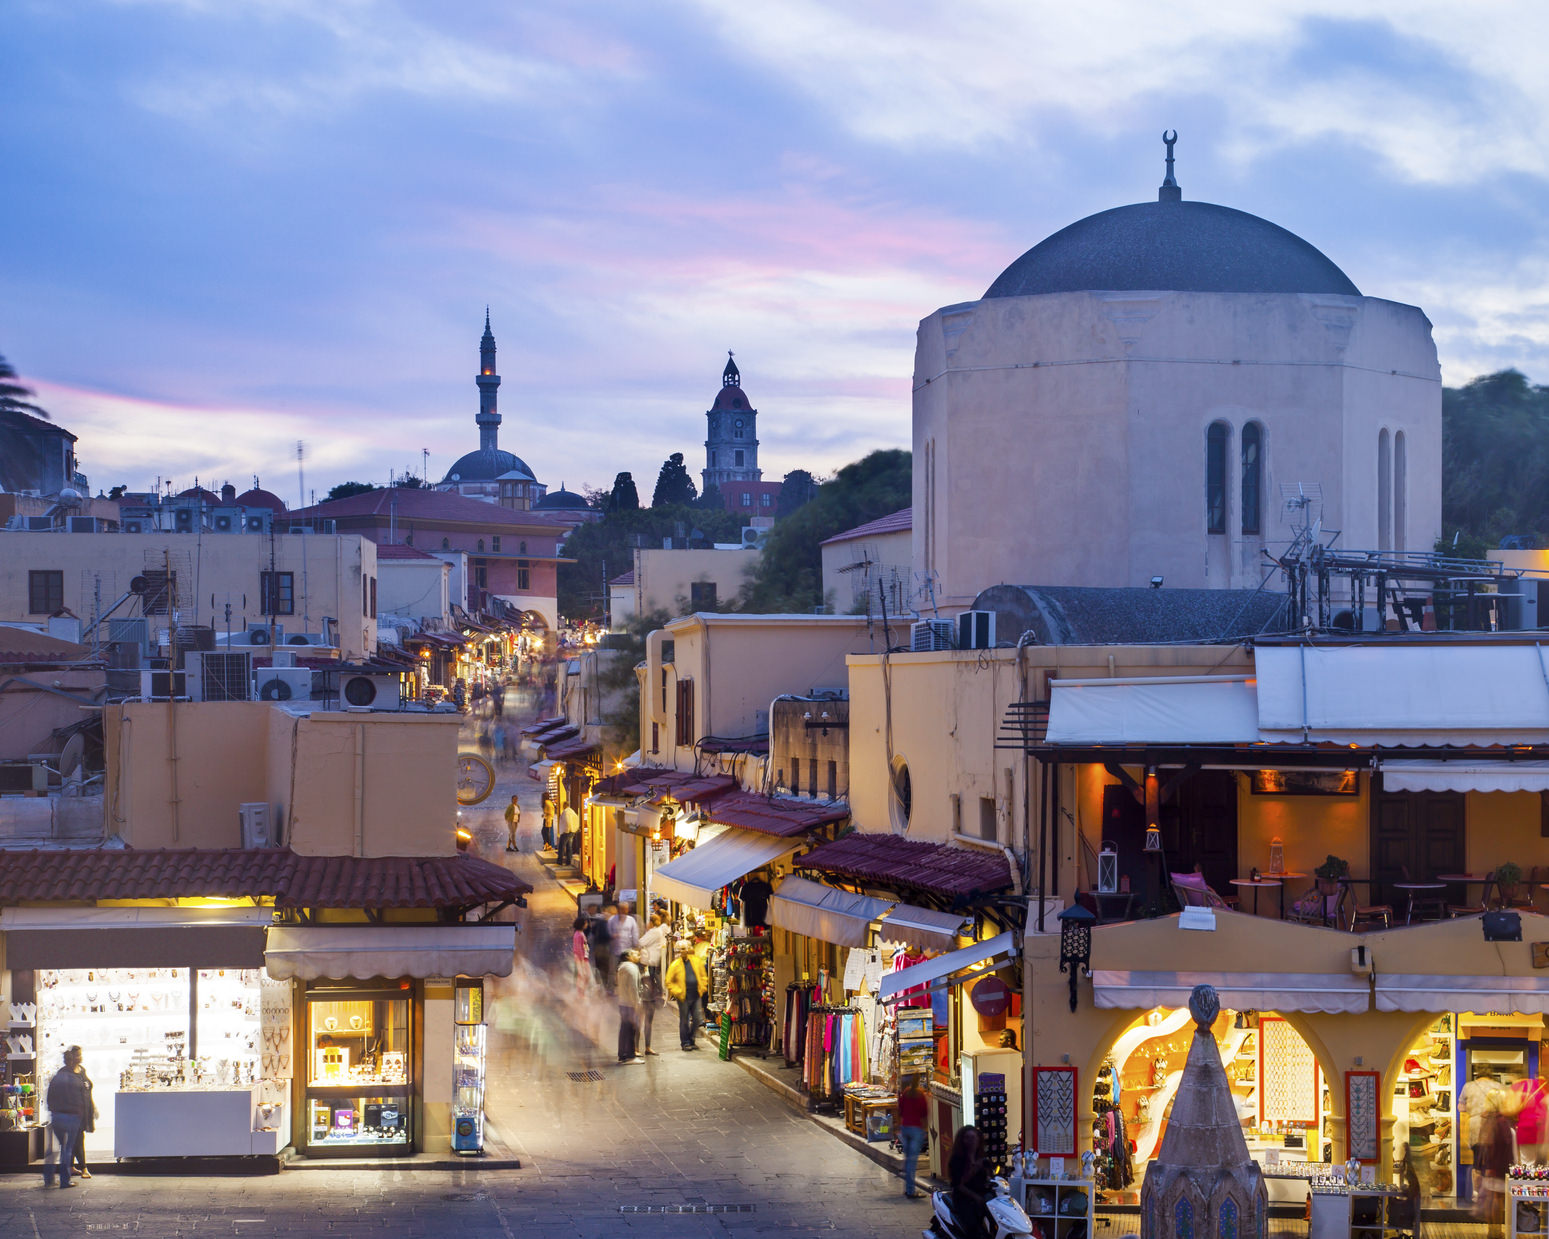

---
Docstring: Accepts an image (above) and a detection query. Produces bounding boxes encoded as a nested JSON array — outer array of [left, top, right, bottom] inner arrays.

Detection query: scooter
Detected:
[[924, 1176, 1034, 1239]]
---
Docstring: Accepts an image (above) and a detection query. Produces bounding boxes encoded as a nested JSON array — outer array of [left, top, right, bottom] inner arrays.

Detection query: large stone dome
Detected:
[[443, 448, 534, 484], [984, 200, 1359, 299], [533, 485, 590, 511]]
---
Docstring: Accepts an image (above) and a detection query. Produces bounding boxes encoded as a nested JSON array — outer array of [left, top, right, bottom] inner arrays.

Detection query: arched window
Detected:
[[477, 538, 485, 552], [1377, 429, 1392, 551], [1394, 430, 1407, 552], [441, 537, 449, 550], [1175, 1199, 1195, 1239], [1241, 423, 1262, 536], [519, 541, 527, 554], [1206, 422, 1229, 534], [1218, 1198, 1239, 1239]]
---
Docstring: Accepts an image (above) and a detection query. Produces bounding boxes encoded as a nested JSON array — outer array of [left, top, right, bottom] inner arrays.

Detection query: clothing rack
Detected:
[[802, 1003, 868, 1106], [782, 982, 819, 1067]]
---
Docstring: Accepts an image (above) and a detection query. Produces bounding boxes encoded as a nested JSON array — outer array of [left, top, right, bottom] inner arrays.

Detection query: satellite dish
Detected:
[[59, 733, 86, 778], [129, 575, 149, 595]]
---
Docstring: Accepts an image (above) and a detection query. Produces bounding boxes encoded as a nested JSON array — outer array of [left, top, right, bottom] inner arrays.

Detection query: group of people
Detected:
[[569, 901, 710, 1061], [1464, 1068, 1549, 1232], [42, 1044, 96, 1188]]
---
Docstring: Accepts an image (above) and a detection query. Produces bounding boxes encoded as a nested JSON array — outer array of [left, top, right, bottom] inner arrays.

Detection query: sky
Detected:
[[7, 1, 1549, 502]]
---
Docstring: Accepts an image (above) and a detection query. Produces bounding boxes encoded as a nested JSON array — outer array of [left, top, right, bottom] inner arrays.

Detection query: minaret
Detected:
[[476, 308, 501, 453]]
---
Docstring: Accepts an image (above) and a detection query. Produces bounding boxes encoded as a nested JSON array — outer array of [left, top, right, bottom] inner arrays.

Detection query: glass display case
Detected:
[[452, 980, 486, 1155], [304, 985, 412, 1154]]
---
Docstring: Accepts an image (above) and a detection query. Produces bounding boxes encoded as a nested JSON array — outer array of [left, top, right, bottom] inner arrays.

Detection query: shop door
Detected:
[[1371, 790, 1465, 908], [1455, 1037, 1537, 1202]]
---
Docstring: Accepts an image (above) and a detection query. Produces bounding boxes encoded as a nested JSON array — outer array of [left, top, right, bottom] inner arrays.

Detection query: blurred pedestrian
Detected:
[[571, 914, 591, 992], [609, 901, 640, 960], [616, 949, 644, 1064], [899, 1076, 929, 1198], [43, 1046, 89, 1188], [503, 794, 522, 853], [587, 904, 616, 992], [70, 1052, 96, 1180], [541, 798, 556, 852]]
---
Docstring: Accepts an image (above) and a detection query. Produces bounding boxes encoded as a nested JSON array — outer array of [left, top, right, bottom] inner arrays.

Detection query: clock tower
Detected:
[[702, 352, 761, 494]]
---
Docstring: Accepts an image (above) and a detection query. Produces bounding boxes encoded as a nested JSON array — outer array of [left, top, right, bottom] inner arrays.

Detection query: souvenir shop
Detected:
[[0, 852, 521, 1169]]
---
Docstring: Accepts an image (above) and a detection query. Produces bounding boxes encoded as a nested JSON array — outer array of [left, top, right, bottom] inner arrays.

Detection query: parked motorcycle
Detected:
[[924, 1176, 1034, 1239]]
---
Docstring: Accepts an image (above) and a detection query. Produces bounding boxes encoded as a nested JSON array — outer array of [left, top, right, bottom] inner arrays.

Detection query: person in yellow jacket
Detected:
[[665, 942, 709, 1051]]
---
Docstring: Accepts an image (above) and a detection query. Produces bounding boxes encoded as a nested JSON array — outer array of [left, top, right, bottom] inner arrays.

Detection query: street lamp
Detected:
[[1057, 904, 1095, 1013]]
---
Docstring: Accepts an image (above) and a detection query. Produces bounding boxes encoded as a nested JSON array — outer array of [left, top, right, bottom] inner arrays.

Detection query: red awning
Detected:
[[534, 726, 580, 747], [545, 737, 597, 760], [705, 794, 849, 838], [795, 833, 1012, 898], [0, 848, 530, 908], [655, 774, 737, 804], [520, 716, 568, 736]]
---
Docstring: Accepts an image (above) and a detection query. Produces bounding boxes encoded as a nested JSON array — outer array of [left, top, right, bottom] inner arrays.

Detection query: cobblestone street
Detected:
[[0, 688, 931, 1238]]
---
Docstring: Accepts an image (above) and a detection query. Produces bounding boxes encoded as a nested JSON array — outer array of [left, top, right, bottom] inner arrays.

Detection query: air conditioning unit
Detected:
[[244, 626, 277, 646], [957, 609, 997, 650], [255, 667, 312, 702], [107, 617, 150, 653], [138, 669, 188, 700], [122, 519, 144, 533], [341, 673, 400, 710], [187, 651, 253, 702], [284, 633, 330, 646], [24, 516, 53, 531], [173, 507, 197, 532], [244, 512, 271, 534], [210, 507, 243, 533], [909, 619, 954, 652], [238, 801, 273, 849], [68, 516, 102, 533]]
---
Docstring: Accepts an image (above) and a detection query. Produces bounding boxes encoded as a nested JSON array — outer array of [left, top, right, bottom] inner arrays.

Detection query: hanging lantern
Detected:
[[1098, 841, 1119, 894], [1144, 823, 1162, 852], [1057, 904, 1095, 1012], [1269, 836, 1284, 876]]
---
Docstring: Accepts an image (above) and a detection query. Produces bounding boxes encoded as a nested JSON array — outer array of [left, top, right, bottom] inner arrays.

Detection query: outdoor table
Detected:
[[1264, 871, 1306, 919], [1230, 877, 1282, 916], [1435, 873, 1497, 913], [1394, 881, 1448, 925]]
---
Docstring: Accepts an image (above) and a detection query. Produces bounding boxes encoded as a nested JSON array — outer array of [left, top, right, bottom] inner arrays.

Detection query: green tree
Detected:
[[1442, 369, 1549, 548], [397, 474, 425, 489], [777, 469, 818, 517], [651, 452, 698, 507], [697, 481, 725, 511], [107, 484, 128, 500], [740, 448, 911, 612], [606, 472, 640, 513], [0, 354, 49, 421], [326, 481, 377, 501]]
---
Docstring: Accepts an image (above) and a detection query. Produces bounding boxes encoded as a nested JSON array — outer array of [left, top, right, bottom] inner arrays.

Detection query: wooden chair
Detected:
[[1288, 882, 1347, 928], [1349, 885, 1393, 931], [1446, 868, 1491, 919], [1170, 870, 1239, 911], [1398, 865, 1448, 922]]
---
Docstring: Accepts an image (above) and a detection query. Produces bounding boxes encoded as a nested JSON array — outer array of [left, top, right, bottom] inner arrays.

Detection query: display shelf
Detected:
[[1511, 1184, 1549, 1239], [1019, 1177, 1094, 1239], [1309, 1188, 1410, 1239]]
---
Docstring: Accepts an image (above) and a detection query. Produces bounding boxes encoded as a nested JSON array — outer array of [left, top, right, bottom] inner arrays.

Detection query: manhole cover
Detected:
[[620, 1205, 757, 1214], [566, 1069, 604, 1082]]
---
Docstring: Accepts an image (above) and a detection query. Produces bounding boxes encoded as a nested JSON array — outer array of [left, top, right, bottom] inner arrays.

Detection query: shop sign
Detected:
[[1533, 943, 1549, 969], [970, 976, 1012, 1017]]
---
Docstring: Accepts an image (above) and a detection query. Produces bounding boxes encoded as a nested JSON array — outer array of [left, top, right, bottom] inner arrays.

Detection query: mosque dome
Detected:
[[236, 484, 286, 512], [177, 486, 218, 504], [443, 448, 535, 484], [533, 485, 591, 511], [984, 199, 1359, 300]]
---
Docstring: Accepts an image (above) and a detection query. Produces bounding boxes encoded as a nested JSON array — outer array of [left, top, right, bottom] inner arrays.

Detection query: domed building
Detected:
[[913, 136, 1441, 605], [439, 312, 546, 509], [235, 481, 287, 514], [533, 484, 591, 513], [702, 352, 762, 494]]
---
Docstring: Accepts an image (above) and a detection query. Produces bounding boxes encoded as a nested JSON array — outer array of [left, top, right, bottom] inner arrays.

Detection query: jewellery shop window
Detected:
[[305, 986, 412, 1153]]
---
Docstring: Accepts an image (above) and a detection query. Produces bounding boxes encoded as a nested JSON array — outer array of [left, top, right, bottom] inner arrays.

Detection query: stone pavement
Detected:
[[0, 683, 937, 1237]]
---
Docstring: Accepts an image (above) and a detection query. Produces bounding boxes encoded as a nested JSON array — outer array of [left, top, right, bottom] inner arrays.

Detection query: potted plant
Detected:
[[1315, 854, 1351, 896], [1496, 861, 1524, 905]]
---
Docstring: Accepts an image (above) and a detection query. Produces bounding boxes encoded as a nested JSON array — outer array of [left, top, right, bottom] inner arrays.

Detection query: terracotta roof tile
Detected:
[[796, 833, 1011, 898], [820, 507, 912, 547], [0, 849, 528, 907], [706, 793, 849, 838], [520, 716, 567, 736]]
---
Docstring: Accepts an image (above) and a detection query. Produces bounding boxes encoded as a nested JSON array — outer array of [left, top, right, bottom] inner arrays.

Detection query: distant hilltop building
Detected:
[[913, 133, 1441, 606], [438, 311, 547, 511], [703, 353, 780, 521]]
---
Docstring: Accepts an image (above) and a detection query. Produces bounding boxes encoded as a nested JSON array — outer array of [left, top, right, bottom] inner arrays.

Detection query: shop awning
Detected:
[[1256, 644, 1549, 746], [649, 827, 793, 910], [1092, 970, 1369, 1014], [767, 876, 893, 948], [705, 793, 849, 837], [796, 832, 1013, 898], [878, 930, 1017, 1005], [264, 924, 517, 981], [546, 738, 598, 761], [1380, 760, 1549, 794], [529, 758, 558, 781], [1375, 973, 1549, 1014], [1046, 675, 1260, 745], [877, 903, 971, 951], [0, 906, 273, 969]]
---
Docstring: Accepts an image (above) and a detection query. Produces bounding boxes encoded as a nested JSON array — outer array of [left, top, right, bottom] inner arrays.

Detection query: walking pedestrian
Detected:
[[616, 949, 644, 1064], [503, 794, 522, 853], [608, 901, 640, 960], [587, 904, 616, 992], [571, 914, 591, 992], [541, 797, 556, 852], [43, 1046, 90, 1188], [71, 1052, 96, 1180], [899, 1075, 929, 1198], [666, 942, 708, 1050]]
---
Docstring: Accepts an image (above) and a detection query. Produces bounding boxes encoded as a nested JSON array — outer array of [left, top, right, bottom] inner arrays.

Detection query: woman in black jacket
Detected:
[[948, 1125, 992, 1238]]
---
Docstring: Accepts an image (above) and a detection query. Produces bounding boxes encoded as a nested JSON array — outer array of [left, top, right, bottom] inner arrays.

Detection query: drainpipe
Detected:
[[1016, 627, 1038, 1166], [166, 699, 181, 844], [354, 723, 366, 856]]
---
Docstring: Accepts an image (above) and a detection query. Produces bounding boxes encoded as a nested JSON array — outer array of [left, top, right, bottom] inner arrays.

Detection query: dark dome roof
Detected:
[[177, 486, 217, 503], [443, 448, 535, 484], [712, 384, 751, 412], [984, 200, 1359, 299], [533, 486, 590, 511], [236, 487, 286, 513]]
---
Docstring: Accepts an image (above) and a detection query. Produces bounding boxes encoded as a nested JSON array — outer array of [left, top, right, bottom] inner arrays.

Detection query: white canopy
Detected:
[[767, 876, 893, 948], [649, 827, 792, 910], [1375, 973, 1549, 1015], [528, 758, 558, 781], [1256, 644, 1549, 746], [877, 903, 971, 951], [265, 925, 516, 980], [877, 931, 1017, 1004], [1092, 970, 1369, 1014], [1380, 760, 1549, 794], [1046, 675, 1259, 745]]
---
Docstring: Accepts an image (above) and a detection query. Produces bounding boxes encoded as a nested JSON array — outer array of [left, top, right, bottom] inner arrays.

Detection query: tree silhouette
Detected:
[[651, 453, 698, 507], [327, 481, 377, 501], [0, 354, 49, 421], [607, 471, 640, 513]]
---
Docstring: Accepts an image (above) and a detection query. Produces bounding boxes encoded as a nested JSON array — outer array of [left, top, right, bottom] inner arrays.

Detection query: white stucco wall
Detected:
[[914, 291, 1441, 606], [820, 528, 913, 616]]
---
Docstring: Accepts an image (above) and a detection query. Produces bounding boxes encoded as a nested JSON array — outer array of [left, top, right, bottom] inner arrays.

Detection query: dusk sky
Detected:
[[7, 2, 1549, 501]]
